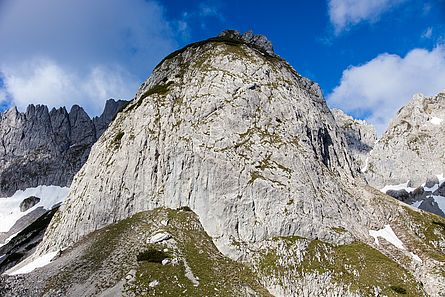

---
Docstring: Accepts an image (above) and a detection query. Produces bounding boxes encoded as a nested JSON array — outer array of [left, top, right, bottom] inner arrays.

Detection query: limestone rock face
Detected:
[[0, 99, 127, 196], [35, 35, 445, 296], [331, 108, 377, 171], [40, 36, 359, 253], [364, 92, 445, 189]]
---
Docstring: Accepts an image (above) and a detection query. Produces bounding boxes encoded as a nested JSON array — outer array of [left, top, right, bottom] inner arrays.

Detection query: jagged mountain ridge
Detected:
[[2, 31, 445, 296], [0, 99, 127, 275], [0, 99, 127, 196]]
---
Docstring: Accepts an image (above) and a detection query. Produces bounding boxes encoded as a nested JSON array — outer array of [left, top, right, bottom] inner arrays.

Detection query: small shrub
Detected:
[[112, 132, 124, 147], [432, 221, 445, 229], [390, 286, 407, 294], [178, 206, 192, 212], [140, 81, 174, 100], [137, 248, 168, 263]]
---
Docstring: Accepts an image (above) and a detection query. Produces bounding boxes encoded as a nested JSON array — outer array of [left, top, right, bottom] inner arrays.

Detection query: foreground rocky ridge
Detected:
[[9, 32, 445, 296], [0, 99, 127, 196], [1, 209, 271, 296], [2, 208, 437, 297]]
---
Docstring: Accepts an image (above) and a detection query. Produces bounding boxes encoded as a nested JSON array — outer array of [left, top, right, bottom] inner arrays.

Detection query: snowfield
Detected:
[[0, 185, 70, 234], [380, 174, 445, 214], [6, 251, 59, 275], [380, 182, 416, 194]]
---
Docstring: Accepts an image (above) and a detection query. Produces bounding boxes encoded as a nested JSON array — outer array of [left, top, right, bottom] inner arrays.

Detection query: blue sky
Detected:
[[0, 0, 444, 133]]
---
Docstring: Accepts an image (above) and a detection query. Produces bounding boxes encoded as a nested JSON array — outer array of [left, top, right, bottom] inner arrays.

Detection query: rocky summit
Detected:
[[1, 32, 445, 297], [364, 92, 445, 189]]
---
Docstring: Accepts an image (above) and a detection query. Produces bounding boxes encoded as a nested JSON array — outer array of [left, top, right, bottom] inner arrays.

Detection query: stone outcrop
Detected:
[[331, 108, 377, 171], [218, 30, 275, 56], [32, 33, 445, 295], [0, 99, 127, 196]]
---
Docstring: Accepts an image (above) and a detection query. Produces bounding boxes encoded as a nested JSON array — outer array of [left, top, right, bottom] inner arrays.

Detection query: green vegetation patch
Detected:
[[112, 131, 124, 147], [126, 209, 272, 296], [124, 81, 174, 113], [258, 238, 424, 296], [403, 206, 445, 261]]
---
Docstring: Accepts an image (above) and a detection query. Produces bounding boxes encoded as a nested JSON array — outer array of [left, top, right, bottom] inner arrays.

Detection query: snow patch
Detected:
[[0, 231, 20, 248], [411, 201, 422, 209], [6, 251, 58, 275], [148, 232, 171, 244], [410, 252, 422, 263], [360, 157, 369, 173], [432, 195, 445, 214], [430, 117, 443, 125], [369, 225, 405, 250], [381, 182, 416, 194], [0, 185, 70, 233]]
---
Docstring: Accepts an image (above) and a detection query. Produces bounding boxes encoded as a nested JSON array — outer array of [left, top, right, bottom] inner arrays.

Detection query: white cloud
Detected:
[[422, 27, 433, 39], [2, 58, 138, 115], [328, 0, 405, 33], [0, 0, 177, 115], [328, 46, 445, 134]]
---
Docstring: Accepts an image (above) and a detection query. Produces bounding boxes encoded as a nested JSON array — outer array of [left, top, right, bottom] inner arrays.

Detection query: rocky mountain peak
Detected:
[[365, 91, 445, 188]]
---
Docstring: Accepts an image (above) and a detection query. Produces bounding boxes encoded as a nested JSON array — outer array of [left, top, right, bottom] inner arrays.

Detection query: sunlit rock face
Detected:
[[33, 33, 445, 296], [364, 92, 445, 189]]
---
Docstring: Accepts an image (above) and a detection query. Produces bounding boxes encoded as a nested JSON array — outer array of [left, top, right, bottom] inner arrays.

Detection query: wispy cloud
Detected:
[[0, 0, 177, 115], [328, 46, 445, 134], [328, 0, 405, 34], [422, 27, 433, 39], [176, 1, 224, 38]]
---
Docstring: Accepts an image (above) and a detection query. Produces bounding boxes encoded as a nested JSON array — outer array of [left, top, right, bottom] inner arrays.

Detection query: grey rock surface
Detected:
[[364, 92, 445, 188], [32, 35, 445, 295], [331, 108, 377, 171], [0, 99, 127, 196]]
